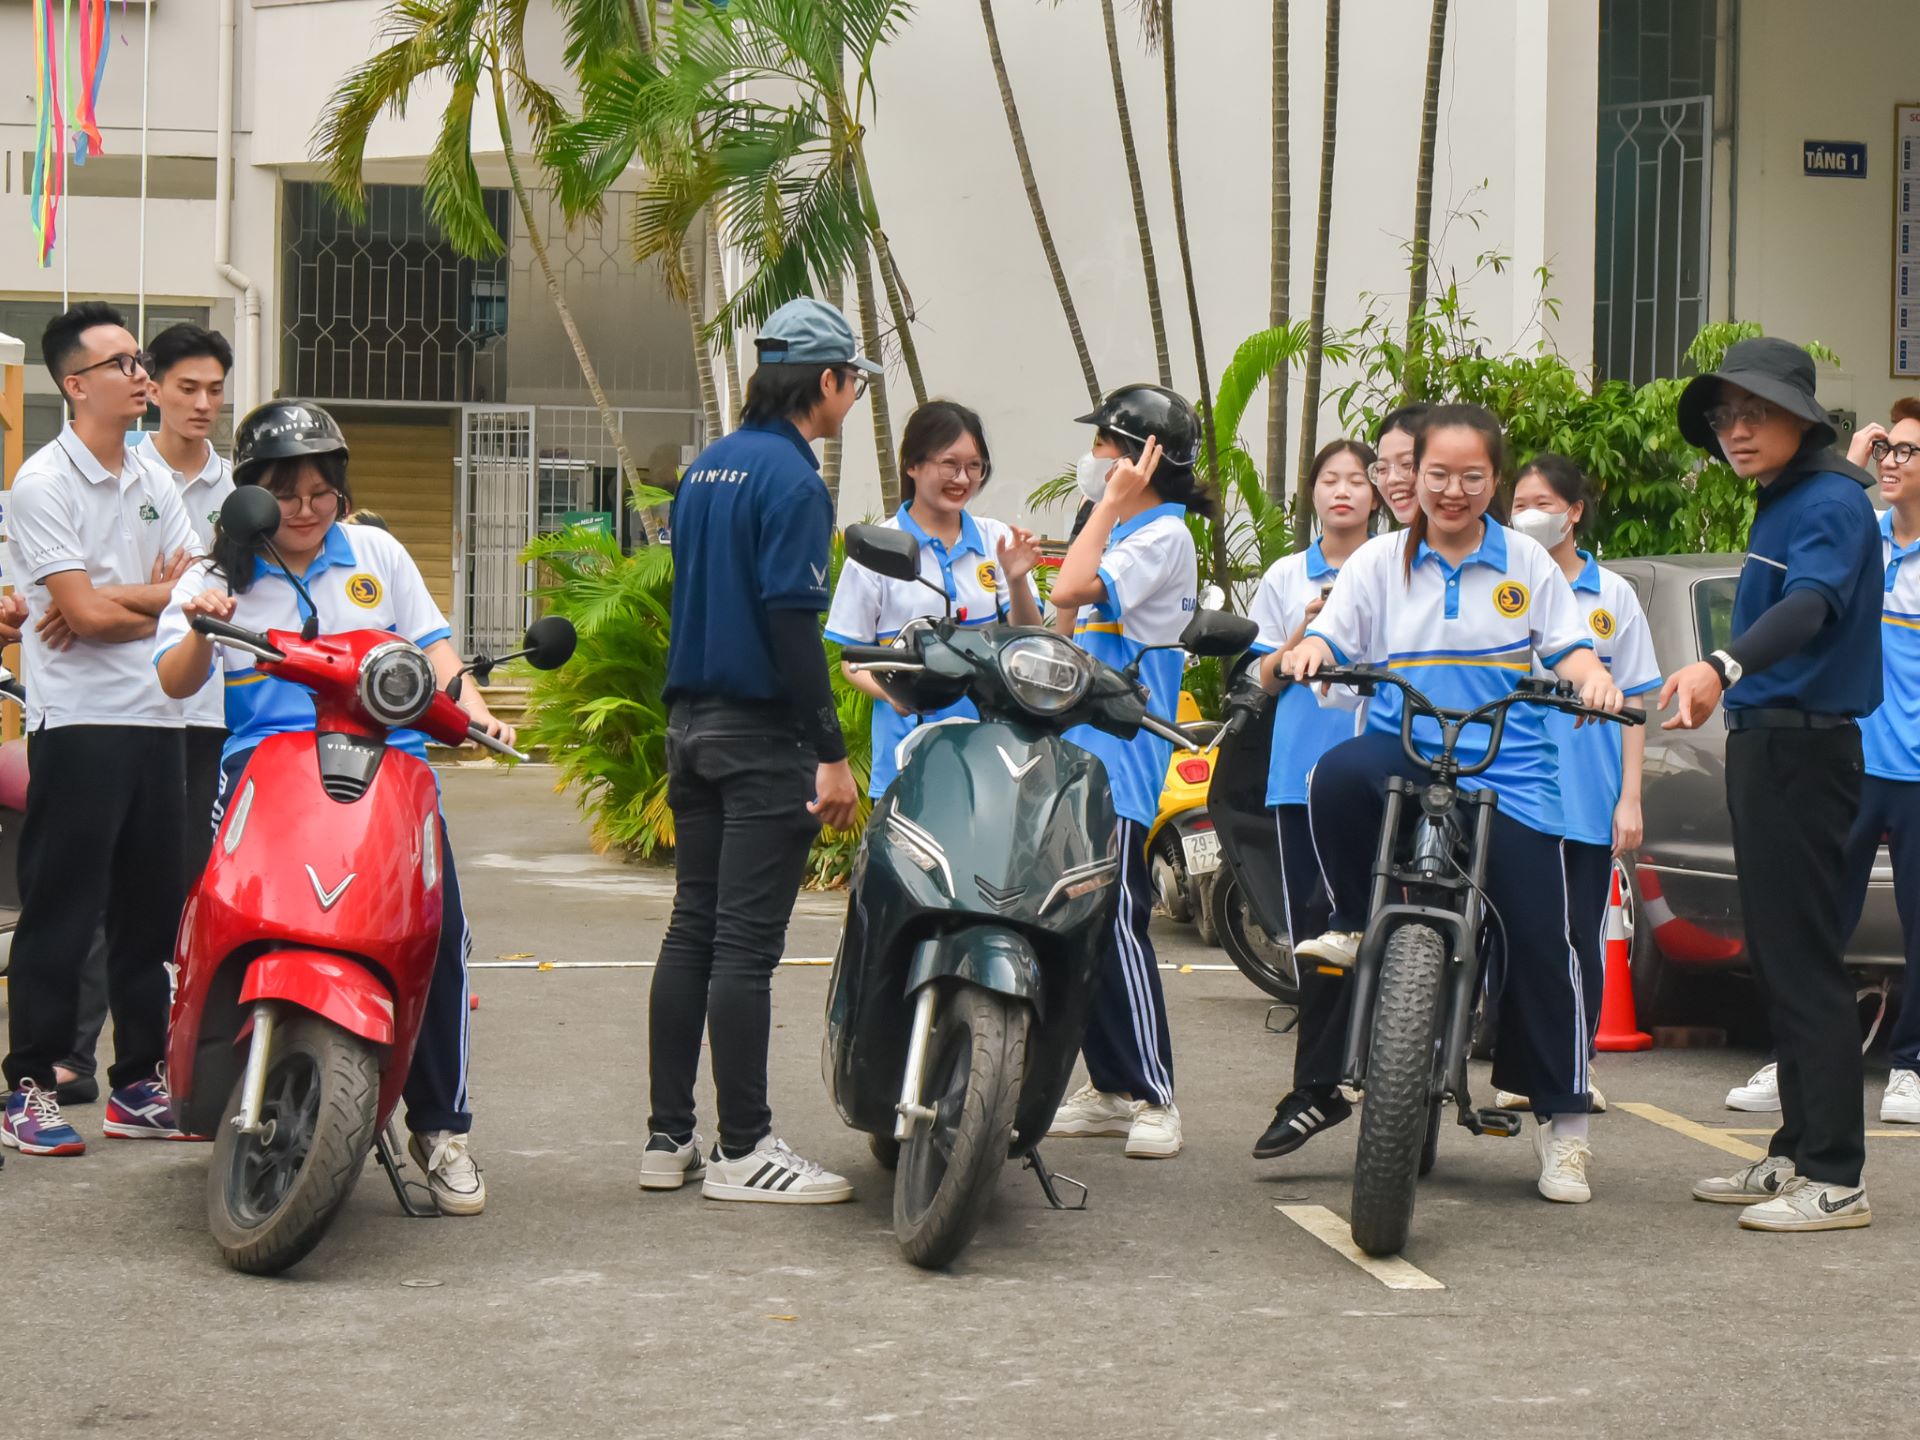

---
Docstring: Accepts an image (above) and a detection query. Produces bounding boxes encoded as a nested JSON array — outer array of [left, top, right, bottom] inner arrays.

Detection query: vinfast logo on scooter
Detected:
[[304, 864, 357, 912]]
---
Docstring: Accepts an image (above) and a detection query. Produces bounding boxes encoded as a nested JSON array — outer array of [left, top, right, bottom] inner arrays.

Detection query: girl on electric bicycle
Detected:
[[1281, 404, 1625, 1205], [1508, 456, 1661, 1086], [153, 401, 510, 1217], [1246, 439, 1378, 1159]]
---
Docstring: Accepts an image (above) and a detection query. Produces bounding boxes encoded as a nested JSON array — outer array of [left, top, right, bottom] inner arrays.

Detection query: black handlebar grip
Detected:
[[839, 645, 903, 666], [190, 615, 282, 655]]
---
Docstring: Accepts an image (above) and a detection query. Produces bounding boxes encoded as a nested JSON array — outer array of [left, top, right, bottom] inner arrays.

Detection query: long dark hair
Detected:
[[899, 400, 992, 505], [1402, 403, 1506, 579], [1513, 451, 1590, 539], [1306, 438, 1381, 530], [211, 453, 353, 594]]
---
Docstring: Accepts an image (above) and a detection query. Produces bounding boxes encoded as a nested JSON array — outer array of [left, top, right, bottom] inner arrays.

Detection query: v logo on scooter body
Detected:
[[997, 746, 1040, 780], [305, 864, 357, 912]]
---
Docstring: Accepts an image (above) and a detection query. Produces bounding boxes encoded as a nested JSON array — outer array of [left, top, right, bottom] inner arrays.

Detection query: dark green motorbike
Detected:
[[825, 525, 1253, 1268]]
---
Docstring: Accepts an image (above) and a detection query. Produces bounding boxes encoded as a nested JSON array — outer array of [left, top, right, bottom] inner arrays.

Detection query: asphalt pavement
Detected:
[[7, 764, 1919, 1440]]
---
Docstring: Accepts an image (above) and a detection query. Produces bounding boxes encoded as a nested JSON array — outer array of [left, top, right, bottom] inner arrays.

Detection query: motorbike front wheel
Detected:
[[1210, 871, 1299, 1002], [894, 985, 1030, 1270], [206, 1012, 381, 1275], [1350, 923, 1447, 1257]]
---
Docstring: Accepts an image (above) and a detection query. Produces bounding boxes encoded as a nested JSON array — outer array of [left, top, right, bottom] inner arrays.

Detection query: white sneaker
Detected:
[[408, 1130, 487, 1216], [1295, 931, 1361, 970], [1048, 1083, 1141, 1138], [639, 1131, 707, 1191], [1726, 1062, 1780, 1112], [1494, 1084, 1607, 1113], [701, 1137, 852, 1205], [1881, 1069, 1920, 1124], [1692, 1154, 1795, 1204], [1532, 1123, 1592, 1203], [1125, 1102, 1183, 1159], [1738, 1176, 1870, 1232]]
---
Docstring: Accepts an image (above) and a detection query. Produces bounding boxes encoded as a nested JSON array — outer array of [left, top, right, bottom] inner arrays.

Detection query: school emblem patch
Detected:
[[1492, 581, 1529, 618], [976, 561, 1000, 593], [1589, 607, 1616, 640], [138, 502, 160, 523], [346, 573, 382, 608]]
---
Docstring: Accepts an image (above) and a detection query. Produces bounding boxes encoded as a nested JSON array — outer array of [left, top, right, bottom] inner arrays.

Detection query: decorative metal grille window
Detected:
[[1593, 0, 1718, 384], [280, 182, 511, 404]]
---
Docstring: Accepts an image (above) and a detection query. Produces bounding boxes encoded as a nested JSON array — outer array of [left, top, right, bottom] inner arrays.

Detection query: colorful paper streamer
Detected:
[[28, 1, 118, 268]]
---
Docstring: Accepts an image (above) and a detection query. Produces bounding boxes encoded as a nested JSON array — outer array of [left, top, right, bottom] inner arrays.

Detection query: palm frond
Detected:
[[423, 57, 506, 257]]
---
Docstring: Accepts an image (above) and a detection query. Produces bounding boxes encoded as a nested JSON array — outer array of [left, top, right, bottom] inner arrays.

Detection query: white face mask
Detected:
[[1075, 453, 1117, 505], [1511, 506, 1573, 549]]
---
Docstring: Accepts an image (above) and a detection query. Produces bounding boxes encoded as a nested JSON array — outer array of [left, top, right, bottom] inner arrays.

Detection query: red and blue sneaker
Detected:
[[2, 1079, 87, 1156], [103, 1073, 195, 1141]]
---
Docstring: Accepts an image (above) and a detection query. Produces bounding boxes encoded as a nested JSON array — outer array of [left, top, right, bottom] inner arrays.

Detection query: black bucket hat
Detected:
[[1677, 336, 1835, 461]]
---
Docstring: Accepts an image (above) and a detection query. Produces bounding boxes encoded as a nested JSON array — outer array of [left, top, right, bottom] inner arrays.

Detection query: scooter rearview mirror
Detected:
[[521, 615, 578, 671], [845, 523, 921, 583], [219, 486, 283, 549], [1180, 608, 1259, 658]]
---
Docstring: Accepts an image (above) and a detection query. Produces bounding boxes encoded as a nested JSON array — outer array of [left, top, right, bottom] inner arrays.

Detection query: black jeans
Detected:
[[4, 725, 187, 1092], [648, 698, 819, 1153], [1725, 725, 1866, 1185], [65, 725, 225, 1081]]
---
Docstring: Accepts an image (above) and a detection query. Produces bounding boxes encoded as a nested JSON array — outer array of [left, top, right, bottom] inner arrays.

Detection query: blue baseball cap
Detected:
[[754, 298, 883, 375]]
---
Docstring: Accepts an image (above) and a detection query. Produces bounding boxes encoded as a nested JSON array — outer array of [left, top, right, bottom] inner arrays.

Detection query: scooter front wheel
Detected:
[[1350, 923, 1447, 1257], [206, 1013, 381, 1275], [894, 986, 1030, 1270]]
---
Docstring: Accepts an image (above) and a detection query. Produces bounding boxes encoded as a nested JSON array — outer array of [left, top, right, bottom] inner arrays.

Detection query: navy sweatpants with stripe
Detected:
[[1274, 804, 1348, 1092], [1081, 818, 1176, 1106], [1563, 840, 1612, 1050], [1843, 775, 1920, 1070], [1308, 733, 1590, 1116], [214, 748, 474, 1135]]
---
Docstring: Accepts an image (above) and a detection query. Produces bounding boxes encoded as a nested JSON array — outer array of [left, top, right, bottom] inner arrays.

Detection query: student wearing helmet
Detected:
[[154, 401, 512, 1215], [1046, 385, 1208, 1159]]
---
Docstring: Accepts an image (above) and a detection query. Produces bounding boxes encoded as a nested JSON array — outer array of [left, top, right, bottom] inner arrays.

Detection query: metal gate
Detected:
[[1594, 95, 1713, 385], [457, 406, 536, 656]]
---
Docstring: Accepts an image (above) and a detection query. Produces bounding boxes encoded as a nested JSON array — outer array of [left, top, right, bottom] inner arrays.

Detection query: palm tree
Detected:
[[315, 0, 653, 529], [1157, 0, 1227, 588], [1265, 0, 1291, 508], [1090, 0, 1171, 387], [1404, 0, 1450, 397], [1293, 0, 1340, 528], [979, 0, 1100, 406]]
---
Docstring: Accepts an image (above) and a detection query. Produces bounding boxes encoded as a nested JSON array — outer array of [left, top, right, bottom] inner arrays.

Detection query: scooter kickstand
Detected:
[[1024, 1147, 1088, 1211], [374, 1120, 442, 1219]]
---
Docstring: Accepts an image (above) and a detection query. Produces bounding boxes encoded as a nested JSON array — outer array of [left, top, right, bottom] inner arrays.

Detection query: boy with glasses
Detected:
[[0, 303, 201, 1156]]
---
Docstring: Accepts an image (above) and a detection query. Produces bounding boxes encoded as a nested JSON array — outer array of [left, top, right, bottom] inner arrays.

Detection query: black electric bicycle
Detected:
[[1307, 666, 1642, 1257]]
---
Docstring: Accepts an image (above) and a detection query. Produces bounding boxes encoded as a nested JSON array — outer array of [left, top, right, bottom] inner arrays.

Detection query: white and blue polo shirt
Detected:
[[1862, 509, 1920, 781], [1249, 540, 1360, 807], [154, 521, 452, 766], [824, 507, 1034, 796], [1540, 553, 1662, 846], [1063, 503, 1198, 830], [1306, 520, 1593, 835]]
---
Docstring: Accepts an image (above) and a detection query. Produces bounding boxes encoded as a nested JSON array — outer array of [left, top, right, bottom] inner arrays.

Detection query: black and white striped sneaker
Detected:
[[1252, 1088, 1355, 1160], [701, 1137, 853, 1205]]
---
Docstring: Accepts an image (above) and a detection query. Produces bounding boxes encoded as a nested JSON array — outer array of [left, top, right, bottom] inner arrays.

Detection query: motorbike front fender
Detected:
[[240, 950, 396, 1046], [905, 928, 1044, 1020]]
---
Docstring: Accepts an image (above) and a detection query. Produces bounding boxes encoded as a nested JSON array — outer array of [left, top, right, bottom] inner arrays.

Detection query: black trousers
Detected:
[[65, 725, 226, 1080], [1841, 774, 1920, 1072], [1080, 818, 1176, 1106], [1273, 803, 1347, 1093], [1563, 840, 1613, 1050], [1726, 725, 1866, 1185], [4, 725, 187, 1092], [649, 698, 819, 1153]]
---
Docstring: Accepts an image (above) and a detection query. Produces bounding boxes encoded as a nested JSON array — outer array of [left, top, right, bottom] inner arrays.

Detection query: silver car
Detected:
[[1608, 554, 1903, 1025]]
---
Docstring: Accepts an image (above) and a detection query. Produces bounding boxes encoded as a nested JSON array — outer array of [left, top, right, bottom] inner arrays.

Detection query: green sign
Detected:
[[561, 510, 615, 535]]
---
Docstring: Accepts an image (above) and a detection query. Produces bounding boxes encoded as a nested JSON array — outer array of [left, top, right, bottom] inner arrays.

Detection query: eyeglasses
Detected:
[[71, 350, 154, 381], [1367, 460, 1414, 486], [1704, 398, 1776, 433], [1872, 439, 1920, 466], [923, 457, 988, 484], [276, 490, 342, 517], [838, 368, 871, 400], [1417, 465, 1493, 496]]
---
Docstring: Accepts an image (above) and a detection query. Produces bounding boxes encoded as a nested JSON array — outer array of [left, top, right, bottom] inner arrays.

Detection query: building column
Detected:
[[1511, 0, 1599, 375]]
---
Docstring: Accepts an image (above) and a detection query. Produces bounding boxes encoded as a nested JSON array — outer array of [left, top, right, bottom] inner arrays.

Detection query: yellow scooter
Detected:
[[1146, 692, 1223, 936]]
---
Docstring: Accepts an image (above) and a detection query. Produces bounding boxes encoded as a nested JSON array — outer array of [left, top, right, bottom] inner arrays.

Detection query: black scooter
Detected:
[[825, 523, 1255, 1268]]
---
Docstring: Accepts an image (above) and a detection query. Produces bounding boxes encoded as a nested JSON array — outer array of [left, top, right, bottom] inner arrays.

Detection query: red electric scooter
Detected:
[[166, 487, 575, 1274]]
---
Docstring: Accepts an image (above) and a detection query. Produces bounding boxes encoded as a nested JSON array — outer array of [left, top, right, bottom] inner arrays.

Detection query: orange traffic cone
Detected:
[[1595, 866, 1652, 1052]]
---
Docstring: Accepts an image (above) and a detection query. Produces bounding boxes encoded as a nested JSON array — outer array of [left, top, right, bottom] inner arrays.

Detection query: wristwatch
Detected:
[[1707, 650, 1742, 689]]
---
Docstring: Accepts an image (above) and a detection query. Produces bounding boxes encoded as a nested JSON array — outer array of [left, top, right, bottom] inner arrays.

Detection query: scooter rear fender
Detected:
[[240, 950, 396, 1046], [905, 928, 1043, 1019]]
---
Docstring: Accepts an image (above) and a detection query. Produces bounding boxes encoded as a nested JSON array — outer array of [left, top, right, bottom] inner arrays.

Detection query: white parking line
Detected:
[[1276, 1205, 1446, 1291], [1615, 1102, 1766, 1160]]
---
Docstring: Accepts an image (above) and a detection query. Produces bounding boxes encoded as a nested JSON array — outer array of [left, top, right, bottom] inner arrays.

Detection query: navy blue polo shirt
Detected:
[[1728, 454, 1882, 715], [664, 417, 835, 702]]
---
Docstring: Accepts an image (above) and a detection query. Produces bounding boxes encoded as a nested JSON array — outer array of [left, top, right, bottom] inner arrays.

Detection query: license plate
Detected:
[[1182, 830, 1221, 876]]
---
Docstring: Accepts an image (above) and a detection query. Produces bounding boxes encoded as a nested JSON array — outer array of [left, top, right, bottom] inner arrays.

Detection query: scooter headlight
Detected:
[[358, 642, 438, 728], [998, 633, 1090, 716]]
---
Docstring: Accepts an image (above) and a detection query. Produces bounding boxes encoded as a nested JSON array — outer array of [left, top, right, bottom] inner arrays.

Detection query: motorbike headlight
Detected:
[[998, 633, 1090, 715], [358, 642, 438, 729]]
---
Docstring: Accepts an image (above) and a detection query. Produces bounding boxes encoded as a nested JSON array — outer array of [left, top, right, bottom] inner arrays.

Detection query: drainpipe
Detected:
[[216, 0, 263, 412]]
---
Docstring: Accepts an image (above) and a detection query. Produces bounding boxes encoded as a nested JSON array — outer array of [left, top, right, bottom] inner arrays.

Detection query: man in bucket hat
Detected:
[[1662, 336, 1882, 1231]]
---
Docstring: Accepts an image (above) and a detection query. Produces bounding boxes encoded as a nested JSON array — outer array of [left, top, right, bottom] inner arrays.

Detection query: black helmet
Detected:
[[232, 401, 349, 486], [1074, 384, 1201, 470]]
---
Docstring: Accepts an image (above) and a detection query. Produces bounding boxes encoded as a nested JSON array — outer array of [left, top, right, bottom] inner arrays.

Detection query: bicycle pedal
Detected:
[[1471, 1107, 1525, 1137]]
